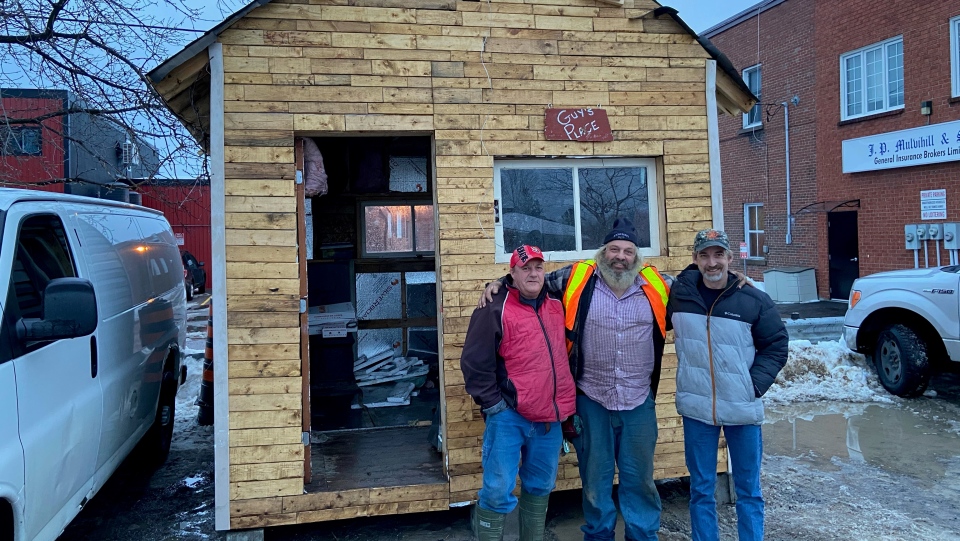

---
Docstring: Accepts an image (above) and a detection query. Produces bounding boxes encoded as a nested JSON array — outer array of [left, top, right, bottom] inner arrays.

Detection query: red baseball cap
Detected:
[[510, 245, 545, 268]]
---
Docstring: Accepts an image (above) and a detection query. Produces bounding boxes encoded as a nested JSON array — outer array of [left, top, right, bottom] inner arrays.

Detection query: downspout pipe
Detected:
[[783, 101, 792, 245]]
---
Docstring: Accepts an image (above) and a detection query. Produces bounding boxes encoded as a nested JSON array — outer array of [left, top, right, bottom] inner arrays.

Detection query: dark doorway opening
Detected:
[[828, 211, 859, 299]]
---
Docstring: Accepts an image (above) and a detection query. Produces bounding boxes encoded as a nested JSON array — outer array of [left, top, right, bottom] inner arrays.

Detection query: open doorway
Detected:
[[300, 135, 445, 492]]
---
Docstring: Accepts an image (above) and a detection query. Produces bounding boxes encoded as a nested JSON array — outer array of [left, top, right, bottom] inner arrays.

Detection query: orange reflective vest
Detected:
[[561, 260, 670, 355]]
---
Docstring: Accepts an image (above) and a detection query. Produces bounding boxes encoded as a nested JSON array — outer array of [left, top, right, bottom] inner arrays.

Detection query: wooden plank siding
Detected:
[[167, 0, 740, 528]]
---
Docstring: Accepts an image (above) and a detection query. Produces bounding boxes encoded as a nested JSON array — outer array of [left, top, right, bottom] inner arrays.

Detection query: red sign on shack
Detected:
[[544, 108, 614, 142]]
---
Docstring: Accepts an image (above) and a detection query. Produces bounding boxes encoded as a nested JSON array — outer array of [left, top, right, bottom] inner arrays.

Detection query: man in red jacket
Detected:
[[461, 244, 577, 541]]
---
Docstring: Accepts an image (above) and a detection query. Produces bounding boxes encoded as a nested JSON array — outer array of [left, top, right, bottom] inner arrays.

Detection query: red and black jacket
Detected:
[[460, 278, 577, 423]]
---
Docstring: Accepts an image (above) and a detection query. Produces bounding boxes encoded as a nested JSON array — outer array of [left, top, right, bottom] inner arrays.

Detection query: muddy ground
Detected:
[[58, 303, 960, 540]]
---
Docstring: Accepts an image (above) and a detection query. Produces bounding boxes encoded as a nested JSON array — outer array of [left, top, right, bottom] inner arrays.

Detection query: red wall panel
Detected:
[[138, 184, 212, 289], [1, 94, 66, 191]]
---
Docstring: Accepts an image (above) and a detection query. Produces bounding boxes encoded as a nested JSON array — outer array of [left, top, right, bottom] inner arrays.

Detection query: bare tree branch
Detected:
[[1, 0, 236, 185]]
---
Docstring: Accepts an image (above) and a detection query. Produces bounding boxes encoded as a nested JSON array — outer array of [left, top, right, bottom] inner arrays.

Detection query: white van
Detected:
[[0, 189, 187, 541]]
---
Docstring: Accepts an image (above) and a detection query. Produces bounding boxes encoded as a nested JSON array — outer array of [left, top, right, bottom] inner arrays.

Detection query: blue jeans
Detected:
[[683, 416, 764, 541], [478, 408, 563, 514], [572, 394, 661, 541]]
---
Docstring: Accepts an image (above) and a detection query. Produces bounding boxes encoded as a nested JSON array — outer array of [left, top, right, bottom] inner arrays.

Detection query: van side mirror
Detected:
[[198, 261, 205, 267], [17, 278, 98, 342]]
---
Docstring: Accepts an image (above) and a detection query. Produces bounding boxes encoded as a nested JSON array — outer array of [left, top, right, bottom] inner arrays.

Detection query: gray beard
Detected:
[[596, 254, 642, 291]]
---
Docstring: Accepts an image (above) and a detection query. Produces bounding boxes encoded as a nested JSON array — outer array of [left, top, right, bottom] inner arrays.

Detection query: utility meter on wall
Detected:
[[928, 223, 943, 240], [943, 223, 960, 250], [906, 224, 921, 249]]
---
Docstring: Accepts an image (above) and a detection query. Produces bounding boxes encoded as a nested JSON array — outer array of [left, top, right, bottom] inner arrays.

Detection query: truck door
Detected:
[[0, 206, 102, 540]]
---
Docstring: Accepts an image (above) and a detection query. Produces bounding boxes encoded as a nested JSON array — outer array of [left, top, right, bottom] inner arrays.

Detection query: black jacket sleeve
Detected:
[[749, 293, 790, 396], [460, 294, 504, 411]]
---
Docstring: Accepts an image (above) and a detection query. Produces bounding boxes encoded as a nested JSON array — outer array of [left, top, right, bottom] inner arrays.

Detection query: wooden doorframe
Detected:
[[295, 137, 311, 484]]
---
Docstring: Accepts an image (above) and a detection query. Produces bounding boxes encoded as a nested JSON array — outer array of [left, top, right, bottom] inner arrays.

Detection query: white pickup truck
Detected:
[[843, 266, 960, 397]]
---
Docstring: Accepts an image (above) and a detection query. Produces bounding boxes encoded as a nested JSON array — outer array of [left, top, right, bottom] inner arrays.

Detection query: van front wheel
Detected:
[[874, 324, 930, 397]]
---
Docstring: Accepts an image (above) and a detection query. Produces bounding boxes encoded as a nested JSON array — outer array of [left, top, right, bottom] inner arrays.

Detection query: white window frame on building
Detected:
[[742, 64, 762, 129], [744, 203, 765, 259], [493, 158, 661, 263], [840, 36, 904, 121], [951, 16, 960, 98]]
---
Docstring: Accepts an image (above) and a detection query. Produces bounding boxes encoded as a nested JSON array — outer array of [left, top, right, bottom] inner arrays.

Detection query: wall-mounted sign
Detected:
[[841, 119, 960, 173], [920, 188, 947, 220], [544, 108, 613, 142], [174, 232, 185, 246]]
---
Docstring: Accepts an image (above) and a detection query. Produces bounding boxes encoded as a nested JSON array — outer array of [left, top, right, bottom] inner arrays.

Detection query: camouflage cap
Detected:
[[693, 229, 730, 253]]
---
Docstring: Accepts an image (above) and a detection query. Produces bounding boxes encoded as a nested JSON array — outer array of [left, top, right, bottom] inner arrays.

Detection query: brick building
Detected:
[[705, 0, 960, 299]]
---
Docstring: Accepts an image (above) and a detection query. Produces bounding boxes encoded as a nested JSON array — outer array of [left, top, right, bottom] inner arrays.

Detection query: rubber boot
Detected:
[[518, 491, 550, 541], [472, 505, 506, 541]]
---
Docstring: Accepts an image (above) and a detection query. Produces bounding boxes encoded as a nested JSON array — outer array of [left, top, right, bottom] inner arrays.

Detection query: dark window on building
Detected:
[[1, 126, 42, 156]]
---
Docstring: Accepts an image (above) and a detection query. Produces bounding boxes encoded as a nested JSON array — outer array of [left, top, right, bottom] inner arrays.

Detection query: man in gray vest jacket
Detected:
[[666, 229, 788, 541]]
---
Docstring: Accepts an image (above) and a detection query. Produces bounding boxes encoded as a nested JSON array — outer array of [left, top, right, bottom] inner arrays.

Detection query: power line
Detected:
[[14, 16, 210, 33]]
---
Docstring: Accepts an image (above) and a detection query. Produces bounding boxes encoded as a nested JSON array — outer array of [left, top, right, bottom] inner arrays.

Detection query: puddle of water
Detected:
[[765, 402, 960, 483]]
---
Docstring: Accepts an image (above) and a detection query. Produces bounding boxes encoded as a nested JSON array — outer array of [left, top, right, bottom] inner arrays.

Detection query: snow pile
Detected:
[[764, 339, 895, 404]]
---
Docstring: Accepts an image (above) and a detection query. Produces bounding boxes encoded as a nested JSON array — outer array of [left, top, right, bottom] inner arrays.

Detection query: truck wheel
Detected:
[[144, 372, 176, 465], [873, 324, 930, 397]]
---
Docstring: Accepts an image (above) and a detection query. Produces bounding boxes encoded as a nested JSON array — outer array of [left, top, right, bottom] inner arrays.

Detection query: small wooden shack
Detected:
[[148, 0, 754, 532]]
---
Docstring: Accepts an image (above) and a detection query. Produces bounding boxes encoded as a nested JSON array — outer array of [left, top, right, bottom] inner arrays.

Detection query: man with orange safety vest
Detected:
[[481, 218, 671, 541]]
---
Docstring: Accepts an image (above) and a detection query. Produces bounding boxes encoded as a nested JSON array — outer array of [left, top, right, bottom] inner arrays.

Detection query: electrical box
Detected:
[[928, 223, 943, 240], [916, 224, 928, 241], [905, 224, 920, 250], [943, 223, 960, 250]]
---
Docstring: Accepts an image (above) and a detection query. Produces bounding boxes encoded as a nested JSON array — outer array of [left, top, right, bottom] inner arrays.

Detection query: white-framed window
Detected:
[[493, 158, 660, 262], [840, 36, 904, 120], [951, 16, 960, 97], [743, 64, 762, 128], [744, 203, 765, 258], [360, 201, 435, 258]]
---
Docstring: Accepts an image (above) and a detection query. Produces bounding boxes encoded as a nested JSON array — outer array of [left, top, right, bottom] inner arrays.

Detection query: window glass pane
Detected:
[[407, 327, 438, 362], [414, 205, 434, 252], [405, 271, 437, 318], [865, 48, 884, 112], [845, 56, 863, 116], [747, 206, 757, 230], [21, 128, 41, 155], [356, 272, 402, 320], [750, 232, 764, 256], [364, 205, 413, 253], [745, 67, 761, 125], [389, 156, 428, 193], [358, 328, 402, 361], [13, 216, 77, 319], [578, 167, 650, 249], [500, 168, 575, 252], [887, 41, 904, 107]]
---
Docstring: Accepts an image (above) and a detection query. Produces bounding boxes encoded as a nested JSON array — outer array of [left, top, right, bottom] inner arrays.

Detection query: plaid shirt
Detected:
[[578, 273, 656, 411]]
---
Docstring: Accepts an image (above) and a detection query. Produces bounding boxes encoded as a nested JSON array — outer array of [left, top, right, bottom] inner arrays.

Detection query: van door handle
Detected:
[[90, 335, 98, 378], [850, 258, 858, 262]]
